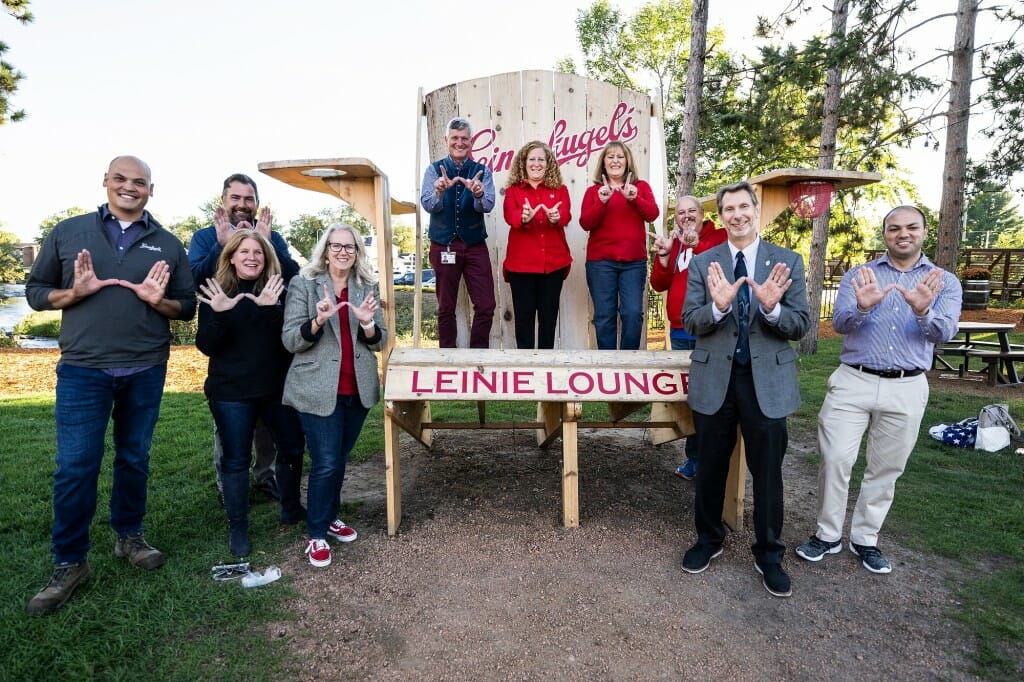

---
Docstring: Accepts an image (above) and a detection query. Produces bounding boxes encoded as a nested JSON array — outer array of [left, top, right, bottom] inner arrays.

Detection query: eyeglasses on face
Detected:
[[327, 242, 357, 254]]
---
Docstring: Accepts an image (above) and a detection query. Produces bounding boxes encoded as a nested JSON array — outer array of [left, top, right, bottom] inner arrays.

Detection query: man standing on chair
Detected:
[[420, 116, 496, 348], [795, 205, 961, 574], [681, 180, 810, 598]]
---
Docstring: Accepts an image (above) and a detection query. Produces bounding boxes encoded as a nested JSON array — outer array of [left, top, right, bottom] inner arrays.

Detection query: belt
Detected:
[[845, 364, 924, 379]]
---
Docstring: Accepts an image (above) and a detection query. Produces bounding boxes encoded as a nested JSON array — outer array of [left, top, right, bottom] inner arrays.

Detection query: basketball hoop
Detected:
[[788, 181, 835, 219]]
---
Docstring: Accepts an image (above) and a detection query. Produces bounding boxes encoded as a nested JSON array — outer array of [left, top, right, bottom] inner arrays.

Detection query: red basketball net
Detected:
[[788, 181, 835, 219]]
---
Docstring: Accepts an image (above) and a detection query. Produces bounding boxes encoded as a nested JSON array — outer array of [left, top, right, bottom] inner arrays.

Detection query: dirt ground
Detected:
[[4, 313, 1020, 679]]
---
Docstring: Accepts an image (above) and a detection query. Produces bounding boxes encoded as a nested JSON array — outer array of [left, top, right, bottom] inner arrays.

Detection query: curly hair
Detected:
[[214, 229, 281, 296], [591, 141, 640, 185], [506, 141, 563, 189]]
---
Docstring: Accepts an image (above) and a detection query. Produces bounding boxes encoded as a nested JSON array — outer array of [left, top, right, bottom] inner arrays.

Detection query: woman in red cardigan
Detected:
[[502, 141, 573, 349], [579, 141, 660, 349]]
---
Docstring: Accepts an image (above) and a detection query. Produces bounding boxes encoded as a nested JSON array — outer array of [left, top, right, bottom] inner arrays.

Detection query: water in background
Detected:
[[0, 283, 59, 348]]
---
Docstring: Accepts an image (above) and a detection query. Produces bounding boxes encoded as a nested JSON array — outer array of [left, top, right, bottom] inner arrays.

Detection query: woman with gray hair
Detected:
[[281, 223, 387, 568]]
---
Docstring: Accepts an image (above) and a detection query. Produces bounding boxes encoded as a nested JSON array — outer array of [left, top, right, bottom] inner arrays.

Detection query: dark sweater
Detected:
[[26, 210, 196, 368], [195, 280, 291, 401]]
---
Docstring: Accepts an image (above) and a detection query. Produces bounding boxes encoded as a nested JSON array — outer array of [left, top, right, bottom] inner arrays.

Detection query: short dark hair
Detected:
[[715, 181, 758, 214], [882, 204, 926, 229], [222, 173, 259, 204]]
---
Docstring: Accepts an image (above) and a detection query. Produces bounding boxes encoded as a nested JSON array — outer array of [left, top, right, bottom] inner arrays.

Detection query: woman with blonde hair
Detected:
[[579, 141, 659, 349], [502, 141, 573, 349], [282, 223, 386, 568], [196, 229, 306, 558]]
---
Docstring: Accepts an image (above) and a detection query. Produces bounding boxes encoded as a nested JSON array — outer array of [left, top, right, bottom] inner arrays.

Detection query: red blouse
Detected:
[[501, 182, 573, 280]]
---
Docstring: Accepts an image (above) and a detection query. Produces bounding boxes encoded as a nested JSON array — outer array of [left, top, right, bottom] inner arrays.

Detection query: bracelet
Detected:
[[359, 320, 375, 330]]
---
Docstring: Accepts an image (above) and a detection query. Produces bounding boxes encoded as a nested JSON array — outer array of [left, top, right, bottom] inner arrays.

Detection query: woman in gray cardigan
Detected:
[[281, 223, 387, 568]]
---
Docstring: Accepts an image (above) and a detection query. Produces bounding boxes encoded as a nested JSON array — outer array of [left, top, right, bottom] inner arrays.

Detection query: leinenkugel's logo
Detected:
[[469, 102, 639, 173]]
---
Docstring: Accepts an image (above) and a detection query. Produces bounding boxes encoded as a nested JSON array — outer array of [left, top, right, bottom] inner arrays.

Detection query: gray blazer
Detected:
[[281, 273, 387, 416], [682, 239, 810, 419]]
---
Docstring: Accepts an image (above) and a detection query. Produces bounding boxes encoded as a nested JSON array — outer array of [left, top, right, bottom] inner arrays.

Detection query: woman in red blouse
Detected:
[[579, 141, 660, 349], [502, 141, 572, 349]]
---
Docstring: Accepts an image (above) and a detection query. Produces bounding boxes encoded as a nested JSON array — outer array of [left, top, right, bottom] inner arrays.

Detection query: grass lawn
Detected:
[[1, 335, 1022, 678]]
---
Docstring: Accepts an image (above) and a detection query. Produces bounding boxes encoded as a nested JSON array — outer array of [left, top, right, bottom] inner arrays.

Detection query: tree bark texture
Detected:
[[799, 0, 848, 355], [935, 0, 979, 272], [676, 0, 708, 200]]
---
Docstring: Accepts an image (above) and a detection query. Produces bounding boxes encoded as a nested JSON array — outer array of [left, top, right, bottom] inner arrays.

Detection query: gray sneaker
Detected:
[[27, 561, 91, 615], [795, 535, 842, 562], [115, 533, 165, 569], [850, 541, 892, 574]]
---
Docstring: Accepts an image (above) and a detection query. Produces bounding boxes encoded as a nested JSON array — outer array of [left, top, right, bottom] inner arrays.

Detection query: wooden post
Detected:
[[562, 402, 582, 528]]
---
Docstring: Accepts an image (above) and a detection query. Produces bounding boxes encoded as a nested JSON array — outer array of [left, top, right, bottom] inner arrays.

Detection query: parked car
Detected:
[[393, 269, 434, 287]]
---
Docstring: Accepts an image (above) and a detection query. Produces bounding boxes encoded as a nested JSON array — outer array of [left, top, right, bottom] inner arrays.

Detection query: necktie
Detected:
[[735, 251, 750, 365]]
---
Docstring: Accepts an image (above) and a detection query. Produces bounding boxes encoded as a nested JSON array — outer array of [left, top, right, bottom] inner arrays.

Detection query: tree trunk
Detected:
[[934, 0, 979, 272], [798, 0, 848, 356], [676, 0, 708, 199]]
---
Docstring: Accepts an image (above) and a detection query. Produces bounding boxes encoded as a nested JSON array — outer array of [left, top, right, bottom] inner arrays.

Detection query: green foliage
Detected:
[[976, 4, 1024, 187], [0, 228, 24, 282], [285, 205, 370, 261], [169, 317, 198, 345], [13, 309, 59, 336], [392, 288, 437, 342], [0, 0, 32, 125], [36, 207, 88, 245], [393, 221, 416, 255], [964, 183, 1024, 248], [164, 214, 205, 249], [0, 333, 16, 348]]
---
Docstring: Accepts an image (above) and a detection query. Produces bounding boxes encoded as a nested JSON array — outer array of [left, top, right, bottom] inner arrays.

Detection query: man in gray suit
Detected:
[[680, 180, 810, 598]]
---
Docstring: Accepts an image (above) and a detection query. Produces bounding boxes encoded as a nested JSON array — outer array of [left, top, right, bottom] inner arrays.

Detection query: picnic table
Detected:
[[934, 321, 1022, 385]]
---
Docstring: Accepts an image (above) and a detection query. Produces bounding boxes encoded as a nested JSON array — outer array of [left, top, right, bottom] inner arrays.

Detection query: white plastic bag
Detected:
[[975, 404, 1019, 452]]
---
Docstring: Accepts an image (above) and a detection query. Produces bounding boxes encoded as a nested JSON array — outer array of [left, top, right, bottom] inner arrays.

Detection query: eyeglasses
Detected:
[[327, 242, 357, 254]]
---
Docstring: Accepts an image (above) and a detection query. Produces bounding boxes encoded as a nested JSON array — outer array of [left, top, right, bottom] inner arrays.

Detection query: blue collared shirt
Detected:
[[834, 252, 962, 371], [420, 158, 495, 215], [100, 203, 149, 264]]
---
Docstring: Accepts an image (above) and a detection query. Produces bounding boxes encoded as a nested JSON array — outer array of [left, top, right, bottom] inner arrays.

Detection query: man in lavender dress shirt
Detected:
[[795, 205, 962, 574]]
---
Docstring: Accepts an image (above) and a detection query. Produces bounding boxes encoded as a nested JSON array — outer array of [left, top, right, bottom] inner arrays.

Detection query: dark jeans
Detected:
[[692, 363, 787, 564], [299, 395, 370, 539], [52, 362, 166, 564], [671, 335, 699, 462], [429, 239, 496, 348], [507, 268, 568, 349], [208, 397, 305, 515], [585, 259, 647, 350]]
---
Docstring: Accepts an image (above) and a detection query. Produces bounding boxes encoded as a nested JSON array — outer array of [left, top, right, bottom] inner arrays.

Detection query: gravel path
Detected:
[[270, 427, 974, 681]]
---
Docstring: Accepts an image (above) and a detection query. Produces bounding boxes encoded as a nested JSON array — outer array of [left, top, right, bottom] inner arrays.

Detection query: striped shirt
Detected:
[[834, 253, 962, 371]]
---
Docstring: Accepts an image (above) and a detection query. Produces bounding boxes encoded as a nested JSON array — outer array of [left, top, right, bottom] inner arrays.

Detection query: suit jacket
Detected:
[[281, 273, 387, 415], [682, 239, 810, 419]]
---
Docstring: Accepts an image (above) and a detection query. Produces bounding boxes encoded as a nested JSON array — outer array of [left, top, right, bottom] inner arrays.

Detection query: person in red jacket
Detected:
[[649, 195, 726, 480], [502, 141, 573, 349], [579, 141, 660, 349]]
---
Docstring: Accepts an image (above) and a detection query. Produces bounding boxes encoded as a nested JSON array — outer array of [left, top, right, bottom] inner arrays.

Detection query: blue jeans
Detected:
[[52, 362, 166, 564], [585, 259, 647, 350], [671, 335, 699, 462], [299, 396, 369, 539], [208, 399, 304, 477]]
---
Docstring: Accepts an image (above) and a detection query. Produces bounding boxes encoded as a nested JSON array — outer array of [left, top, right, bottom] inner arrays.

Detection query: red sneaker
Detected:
[[327, 519, 358, 543], [305, 538, 331, 567]]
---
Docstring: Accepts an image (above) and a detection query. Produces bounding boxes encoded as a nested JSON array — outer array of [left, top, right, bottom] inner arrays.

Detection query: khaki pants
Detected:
[[815, 364, 928, 546]]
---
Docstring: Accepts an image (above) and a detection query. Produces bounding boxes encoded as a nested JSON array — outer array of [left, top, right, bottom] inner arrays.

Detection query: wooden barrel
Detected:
[[963, 279, 990, 310]]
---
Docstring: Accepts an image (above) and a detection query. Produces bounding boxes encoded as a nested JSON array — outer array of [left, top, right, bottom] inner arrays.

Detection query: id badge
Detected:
[[441, 250, 456, 265]]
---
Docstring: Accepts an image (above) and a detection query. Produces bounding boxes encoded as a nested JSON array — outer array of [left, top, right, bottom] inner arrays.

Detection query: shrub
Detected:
[[0, 334, 17, 349], [961, 267, 991, 281], [13, 310, 61, 337]]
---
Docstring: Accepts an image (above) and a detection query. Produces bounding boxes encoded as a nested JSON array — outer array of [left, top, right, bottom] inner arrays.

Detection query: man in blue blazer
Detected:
[[680, 180, 810, 597]]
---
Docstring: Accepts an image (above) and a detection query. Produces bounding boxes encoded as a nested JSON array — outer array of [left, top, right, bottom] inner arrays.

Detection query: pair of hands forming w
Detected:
[[198, 275, 285, 311], [313, 283, 377, 328], [69, 249, 171, 307], [521, 199, 562, 224]]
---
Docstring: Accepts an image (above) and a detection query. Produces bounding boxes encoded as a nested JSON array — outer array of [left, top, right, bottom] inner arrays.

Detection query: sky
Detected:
[[0, 1, 993, 242]]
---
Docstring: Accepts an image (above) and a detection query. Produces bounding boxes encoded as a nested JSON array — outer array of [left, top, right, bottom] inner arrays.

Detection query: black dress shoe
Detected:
[[754, 560, 792, 597], [681, 542, 723, 574]]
